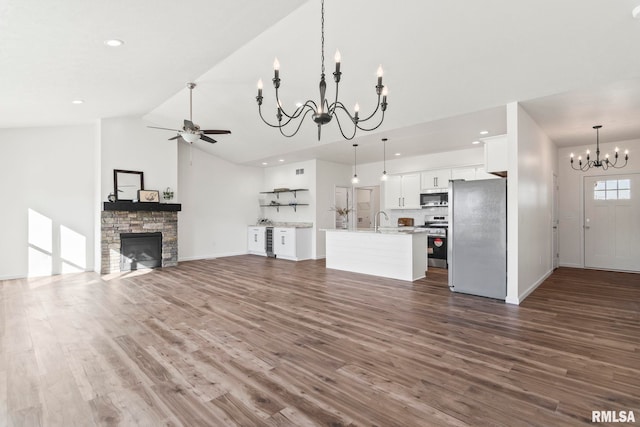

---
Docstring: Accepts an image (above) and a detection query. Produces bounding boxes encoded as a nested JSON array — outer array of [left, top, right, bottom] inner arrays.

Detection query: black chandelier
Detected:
[[570, 125, 629, 171], [255, 0, 387, 141]]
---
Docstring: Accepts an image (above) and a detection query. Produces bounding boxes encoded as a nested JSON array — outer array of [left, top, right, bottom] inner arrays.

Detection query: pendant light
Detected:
[[380, 137, 388, 181], [351, 143, 359, 184]]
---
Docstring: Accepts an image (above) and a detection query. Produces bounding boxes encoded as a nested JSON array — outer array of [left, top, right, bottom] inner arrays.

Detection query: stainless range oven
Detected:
[[420, 215, 448, 269]]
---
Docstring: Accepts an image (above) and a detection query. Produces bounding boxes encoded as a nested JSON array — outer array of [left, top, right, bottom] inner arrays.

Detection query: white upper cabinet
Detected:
[[450, 167, 476, 181], [451, 166, 499, 181], [384, 173, 421, 209], [483, 134, 508, 176], [421, 169, 451, 191]]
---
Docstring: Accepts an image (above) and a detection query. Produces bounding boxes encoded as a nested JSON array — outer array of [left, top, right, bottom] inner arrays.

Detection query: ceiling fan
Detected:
[[148, 82, 231, 144]]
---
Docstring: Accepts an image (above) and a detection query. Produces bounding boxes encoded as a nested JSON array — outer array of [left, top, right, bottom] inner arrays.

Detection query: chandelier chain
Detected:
[[320, 0, 325, 75]]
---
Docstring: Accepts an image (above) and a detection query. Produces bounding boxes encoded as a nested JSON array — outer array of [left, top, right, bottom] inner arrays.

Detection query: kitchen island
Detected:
[[324, 228, 427, 281]]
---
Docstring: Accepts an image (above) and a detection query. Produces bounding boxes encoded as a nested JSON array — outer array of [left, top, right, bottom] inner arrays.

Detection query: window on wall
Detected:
[[593, 179, 631, 200]]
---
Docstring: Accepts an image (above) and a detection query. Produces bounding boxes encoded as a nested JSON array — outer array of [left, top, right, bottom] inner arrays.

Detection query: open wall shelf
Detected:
[[259, 189, 308, 199], [260, 204, 309, 212]]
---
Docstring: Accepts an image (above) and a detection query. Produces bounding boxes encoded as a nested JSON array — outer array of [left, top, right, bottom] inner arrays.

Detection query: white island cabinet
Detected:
[[274, 227, 312, 261], [324, 229, 427, 281]]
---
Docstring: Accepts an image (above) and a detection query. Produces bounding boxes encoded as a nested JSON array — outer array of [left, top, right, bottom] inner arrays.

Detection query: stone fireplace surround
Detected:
[[101, 202, 181, 274]]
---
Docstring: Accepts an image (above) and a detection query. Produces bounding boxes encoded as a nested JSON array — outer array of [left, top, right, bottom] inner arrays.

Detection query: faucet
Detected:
[[374, 210, 389, 231]]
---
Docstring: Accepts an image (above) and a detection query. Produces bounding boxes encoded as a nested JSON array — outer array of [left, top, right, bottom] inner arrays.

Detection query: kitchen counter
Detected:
[[251, 222, 313, 228], [325, 227, 426, 234], [323, 229, 427, 281]]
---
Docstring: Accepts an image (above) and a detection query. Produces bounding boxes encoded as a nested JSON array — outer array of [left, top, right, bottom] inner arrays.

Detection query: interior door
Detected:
[[584, 173, 640, 271]]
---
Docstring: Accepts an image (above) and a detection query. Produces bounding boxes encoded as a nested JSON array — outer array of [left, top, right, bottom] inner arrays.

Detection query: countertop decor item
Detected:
[[330, 205, 352, 229], [255, 0, 387, 141]]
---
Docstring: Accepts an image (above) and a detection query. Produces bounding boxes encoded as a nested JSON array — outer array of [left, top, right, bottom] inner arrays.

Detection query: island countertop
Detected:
[[320, 227, 426, 234]]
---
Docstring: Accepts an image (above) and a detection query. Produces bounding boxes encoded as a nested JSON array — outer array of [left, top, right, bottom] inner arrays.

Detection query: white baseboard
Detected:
[[178, 251, 248, 262], [505, 295, 520, 305], [519, 269, 553, 304], [559, 262, 583, 269], [0, 273, 25, 281]]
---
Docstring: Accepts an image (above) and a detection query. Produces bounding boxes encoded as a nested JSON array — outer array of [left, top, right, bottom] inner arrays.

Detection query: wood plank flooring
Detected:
[[1, 258, 639, 426]]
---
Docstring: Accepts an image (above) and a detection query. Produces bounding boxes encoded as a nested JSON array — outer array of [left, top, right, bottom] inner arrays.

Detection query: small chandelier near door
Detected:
[[255, 0, 388, 141], [351, 143, 359, 184], [570, 125, 629, 171]]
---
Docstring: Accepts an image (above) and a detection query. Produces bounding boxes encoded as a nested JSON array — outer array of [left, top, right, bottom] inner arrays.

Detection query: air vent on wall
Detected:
[[296, 168, 305, 175]]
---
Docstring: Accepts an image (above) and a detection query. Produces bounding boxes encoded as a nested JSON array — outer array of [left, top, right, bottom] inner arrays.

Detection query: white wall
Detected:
[[100, 116, 178, 202], [506, 103, 558, 304], [316, 160, 352, 258], [0, 125, 97, 279], [557, 138, 640, 268], [178, 143, 263, 260]]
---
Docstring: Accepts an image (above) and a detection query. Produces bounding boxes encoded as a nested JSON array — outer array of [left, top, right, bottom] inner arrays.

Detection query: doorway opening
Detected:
[[354, 186, 380, 229]]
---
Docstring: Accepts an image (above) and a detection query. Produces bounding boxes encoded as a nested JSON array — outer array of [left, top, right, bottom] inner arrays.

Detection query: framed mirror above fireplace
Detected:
[[114, 169, 144, 201]]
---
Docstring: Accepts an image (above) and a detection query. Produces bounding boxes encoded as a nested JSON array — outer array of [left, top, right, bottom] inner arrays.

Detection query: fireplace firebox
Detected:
[[120, 232, 162, 271]]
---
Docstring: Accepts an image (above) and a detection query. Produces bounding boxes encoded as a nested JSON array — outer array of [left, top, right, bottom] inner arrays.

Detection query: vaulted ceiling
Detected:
[[2, 0, 640, 165]]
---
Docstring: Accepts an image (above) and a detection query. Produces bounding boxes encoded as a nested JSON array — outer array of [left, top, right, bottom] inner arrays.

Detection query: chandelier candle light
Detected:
[[255, 0, 388, 141], [570, 125, 629, 171]]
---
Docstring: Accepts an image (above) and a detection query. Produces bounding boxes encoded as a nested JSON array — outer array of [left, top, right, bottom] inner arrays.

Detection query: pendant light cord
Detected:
[[383, 139, 386, 172], [353, 143, 358, 175]]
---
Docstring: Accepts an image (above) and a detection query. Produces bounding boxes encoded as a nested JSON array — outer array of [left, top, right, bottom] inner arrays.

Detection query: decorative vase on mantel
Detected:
[[341, 214, 348, 229]]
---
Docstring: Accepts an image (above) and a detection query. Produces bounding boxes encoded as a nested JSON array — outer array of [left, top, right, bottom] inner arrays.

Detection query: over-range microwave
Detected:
[[420, 191, 448, 207]]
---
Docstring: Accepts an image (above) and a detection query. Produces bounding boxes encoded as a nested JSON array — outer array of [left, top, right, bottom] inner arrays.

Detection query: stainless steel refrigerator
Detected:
[[448, 179, 507, 300]]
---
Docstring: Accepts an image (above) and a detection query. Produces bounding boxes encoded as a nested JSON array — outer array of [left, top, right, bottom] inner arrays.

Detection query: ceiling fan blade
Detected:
[[168, 135, 181, 140], [148, 126, 180, 132], [184, 119, 196, 131], [200, 135, 217, 144], [202, 129, 232, 135]]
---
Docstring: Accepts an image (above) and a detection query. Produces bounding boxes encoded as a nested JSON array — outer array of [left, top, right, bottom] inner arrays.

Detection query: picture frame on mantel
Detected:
[[138, 190, 160, 203], [114, 169, 144, 201]]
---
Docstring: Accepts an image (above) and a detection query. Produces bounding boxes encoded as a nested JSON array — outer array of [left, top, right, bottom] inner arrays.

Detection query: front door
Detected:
[[584, 173, 640, 271]]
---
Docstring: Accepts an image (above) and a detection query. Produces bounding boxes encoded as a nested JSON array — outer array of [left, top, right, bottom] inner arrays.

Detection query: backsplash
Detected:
[[385, 207, 447, 226]]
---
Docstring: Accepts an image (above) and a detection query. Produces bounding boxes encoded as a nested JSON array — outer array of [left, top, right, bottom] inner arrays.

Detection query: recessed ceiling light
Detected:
[[394, 152, 401, 156], [261, 162, 268, 166], [472, 140, 481, 145], [633, 5, 640, 19], [104, 39, 124, 47], [71, 99, 84, 104], [279, 159, 285, 162], [479, 130, 489, 135]]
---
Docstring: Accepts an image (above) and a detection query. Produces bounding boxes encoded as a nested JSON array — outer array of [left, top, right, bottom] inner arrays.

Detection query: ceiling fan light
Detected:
[[181, 133, 200, 144]]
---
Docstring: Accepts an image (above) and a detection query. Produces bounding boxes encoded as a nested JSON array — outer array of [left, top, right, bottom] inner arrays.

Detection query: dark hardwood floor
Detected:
[[1, 257, 638, 426]]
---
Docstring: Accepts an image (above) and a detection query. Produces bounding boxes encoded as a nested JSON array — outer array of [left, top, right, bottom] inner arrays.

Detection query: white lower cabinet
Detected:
[[247, 226, 266, 255], [273, 227, 312, 261]]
